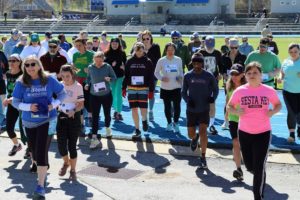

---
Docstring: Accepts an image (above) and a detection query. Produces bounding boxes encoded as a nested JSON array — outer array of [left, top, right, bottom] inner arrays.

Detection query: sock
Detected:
[[237, 167, 242, 171], [290, 132, 295, 138], [209, 117, 215, 126], [201, 153, 206, 158]]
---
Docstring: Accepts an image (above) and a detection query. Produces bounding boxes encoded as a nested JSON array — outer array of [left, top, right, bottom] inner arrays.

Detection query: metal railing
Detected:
[[48, 15, 63, 31], [86, 15, 100, 32], [15, 15, 30, 30]]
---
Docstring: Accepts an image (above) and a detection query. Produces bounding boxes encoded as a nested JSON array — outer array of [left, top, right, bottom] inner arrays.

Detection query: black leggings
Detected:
[[56, 112, 81, 159], [90, 93, 112, 135], [6, 104, 24, 139], [238, 130, 271, 200], [282, 90, 300, 130], [161, 88, 181, 124], [25, 122, 52, 166]]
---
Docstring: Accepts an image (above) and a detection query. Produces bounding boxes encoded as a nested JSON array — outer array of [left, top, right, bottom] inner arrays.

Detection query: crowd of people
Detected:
[[0, 28, 299, 200]]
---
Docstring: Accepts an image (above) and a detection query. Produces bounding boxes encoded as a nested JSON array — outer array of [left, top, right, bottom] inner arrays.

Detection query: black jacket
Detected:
[[105, 50, 127, 78]]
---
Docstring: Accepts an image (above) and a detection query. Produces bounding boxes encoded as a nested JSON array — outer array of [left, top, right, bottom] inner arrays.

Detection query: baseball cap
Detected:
[[30, 33, 40, 42], [110, 37, 120, 43], [230, 64, 244, 75], [48, 38, 59, 45], [11, 29, 19, 35], [229, 38, 239, 46], [9, 54, 22, 61], [171, 30, 181, 38], [45, 32, 52, 38], [205, 35, 215, 48], [191, 53, 204, 64], [192, 32, 199, 38]]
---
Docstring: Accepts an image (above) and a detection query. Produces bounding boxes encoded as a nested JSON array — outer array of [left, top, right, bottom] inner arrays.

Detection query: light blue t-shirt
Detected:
[[282, 58, 300, 93], [12, 76, 65, 127]]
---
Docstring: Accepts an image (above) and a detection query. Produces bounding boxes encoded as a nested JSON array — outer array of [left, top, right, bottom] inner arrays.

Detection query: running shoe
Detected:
[[173, 122, 180, 133], [24, 147, 31, 159], [297, 128, 300, 138], [166, 123, 173, 132], [221, 121, 229, 130], [85, 117, 93, 127], [106, 127, 112, 138], [233, 168, 244, 181], [142, 120, 148, 132], [8, 143, 22, 156], [32, 185, 45, 200], [30, 163, 37, 173], [149, 111, 154, 122], [113, 112, 118, 119], [69, 170, 77, 181], [132, 129, 142, 139], [190, 133, 199, 152], [89, 138, 100, 149], [58, 163, 69, 176], [118, 113, 123, 121], [199, 157, 208, 169], [208, 125, 218, 135]]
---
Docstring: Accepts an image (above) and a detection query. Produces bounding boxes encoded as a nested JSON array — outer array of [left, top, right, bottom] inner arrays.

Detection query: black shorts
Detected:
[[229, 121, 238, 139], [186, 110, 209, 127], [128, 88, 148, 109]]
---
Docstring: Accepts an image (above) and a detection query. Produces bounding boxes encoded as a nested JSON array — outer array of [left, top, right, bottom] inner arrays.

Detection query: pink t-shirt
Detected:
[[228, 83, 280, 134]]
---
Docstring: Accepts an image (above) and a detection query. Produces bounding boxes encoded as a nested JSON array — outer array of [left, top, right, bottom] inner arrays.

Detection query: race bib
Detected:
[[131, 76, 144, 85], [262, 73, 269, 81], [60, 102, 76, 114], [93, 82, 106, 92], [168, 64, 178, 73], [268, 47, 274, 52]]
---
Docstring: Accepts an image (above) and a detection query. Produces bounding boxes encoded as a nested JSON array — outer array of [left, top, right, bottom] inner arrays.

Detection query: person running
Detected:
[[12, 34, 27, 55], [4, 29, 20, 58], [155, 42, 183, 133], [227, 61, 281, 200], [182, 53, 218, 169], [104, 37, 127, 121], [85, 51, 116, 149], [141, 30, 161, 121], [3, 54, 27, 157], [279, 43, 300, 143], [199, 35, 223, 135], [122, 42, 154, 139], [57, 65, 84, 180], [12, 55, 66, 199], [20, 33, 47, 60], [225, 63, 247, 181], [73, 38, 94, 130], [221, 38, 246, 130], [0, 48, 8, 130], [244, 37, 281, 88]]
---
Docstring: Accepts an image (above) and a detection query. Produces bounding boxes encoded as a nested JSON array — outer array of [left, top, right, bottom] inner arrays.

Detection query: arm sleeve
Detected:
[[184, 46, 191, 70], [269, 88, 280, 105], [86, 67, 91, 85], [122, 60, 130, 90], [77, 84, 84, 102], [274, 43, 279, 55], [154, 59, 163, 81], [275, 55, 281, 69], [122, 51, 127, 65], [178, 58, 184, 78], [211, 75, 219, 101], [147, 60, 155, 92], [12, 97, 31, 111], [109, 64, 117, 82], [51, 77, 66, 103]]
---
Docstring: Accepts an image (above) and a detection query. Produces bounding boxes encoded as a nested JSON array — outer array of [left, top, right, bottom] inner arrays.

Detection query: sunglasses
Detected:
[[259, 45, 268, 49], [172, 37, 179, 40], [49, 45, 57, 49], [142, 38, 150, 41], [24, 63, 37, 68], [230, 47, 238, 49], [8, 60, 19, 63]]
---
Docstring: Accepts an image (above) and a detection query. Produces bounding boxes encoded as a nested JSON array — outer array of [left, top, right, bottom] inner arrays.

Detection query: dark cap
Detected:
[[45, 32, 52, 38], [92, 36, 99, 40], [260, 37, 270, 45], [48, 38, 59, 45], [230, 63, 244, 75], [110, 37, 120, 43]]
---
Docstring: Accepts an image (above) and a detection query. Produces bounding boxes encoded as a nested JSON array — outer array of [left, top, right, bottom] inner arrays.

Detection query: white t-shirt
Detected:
[[59, 48, 72, 64], [59, 81, 84, 114], [67, 47, 78, 63], [20, 45, 47, 60], [155, 56, 183, 90], [41, 39, 49, 51]]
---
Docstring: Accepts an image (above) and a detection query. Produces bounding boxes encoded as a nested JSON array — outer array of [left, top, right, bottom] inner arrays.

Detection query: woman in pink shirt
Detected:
[[227, 61, 281, 200]]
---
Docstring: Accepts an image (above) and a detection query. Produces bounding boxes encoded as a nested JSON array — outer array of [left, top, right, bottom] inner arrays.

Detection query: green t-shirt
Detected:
[[227, 89, 239, 123], [73, 50, 94, 78], [244, 50, 281, 86]]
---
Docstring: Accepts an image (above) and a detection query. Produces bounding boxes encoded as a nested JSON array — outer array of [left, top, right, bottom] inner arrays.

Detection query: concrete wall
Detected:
[[104, 0, 236, 16], [271, 0, 300, 13]]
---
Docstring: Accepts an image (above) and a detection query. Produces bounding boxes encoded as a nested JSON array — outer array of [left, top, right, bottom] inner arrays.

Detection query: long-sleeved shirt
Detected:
[[122, 55, 155, 92], [20, 45, 47, 60], [86, 63, 116, 96], [221, 51, 246, 75], [199, 49, 223, 78], [4, 37, 19, 58], [12, 76, 66, 128], [182, 69, 218, 113], [155, 56, 183, 90], [163, 42, 190, 72], [104, 50, 127, 78], [40, 52, 67, 75], [239, 43, 254, 56]]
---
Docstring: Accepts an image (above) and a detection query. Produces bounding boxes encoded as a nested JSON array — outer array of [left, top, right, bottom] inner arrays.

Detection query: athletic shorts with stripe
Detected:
[[128, 87, 148, 109]]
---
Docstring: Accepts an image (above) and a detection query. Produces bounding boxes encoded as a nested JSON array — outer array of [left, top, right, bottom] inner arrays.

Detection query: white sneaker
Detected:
[[89, 138, 100, 149], [221, 121, 229, 130], [106, 127, 112, 138], [173, 123, 180, 133], [166, 123, 173, 132]]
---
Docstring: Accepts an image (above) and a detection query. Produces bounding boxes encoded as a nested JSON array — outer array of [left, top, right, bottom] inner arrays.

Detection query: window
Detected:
[[292, 1, 296, 5], [280, 1, 285, 5]]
